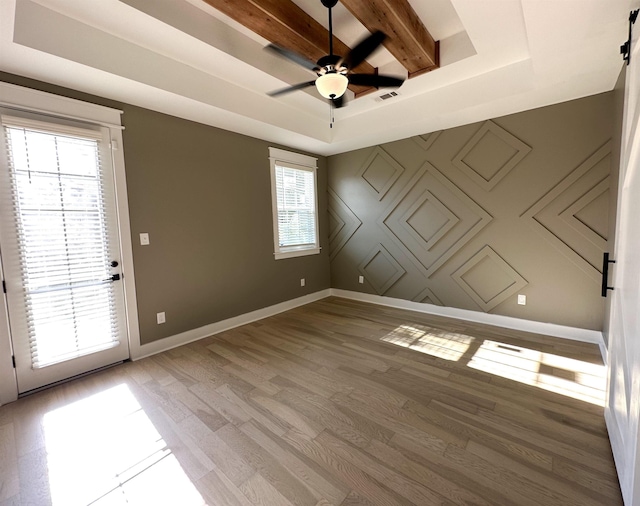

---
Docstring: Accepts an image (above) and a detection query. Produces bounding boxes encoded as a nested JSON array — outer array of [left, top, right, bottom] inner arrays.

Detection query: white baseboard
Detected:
[[130, 289, 331, 361], [330, 289, 605, 349], [130, 287, 607, 365]]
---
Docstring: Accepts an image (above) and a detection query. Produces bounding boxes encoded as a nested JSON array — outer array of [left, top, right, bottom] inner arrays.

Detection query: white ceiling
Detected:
[[0, 0, 636, 155]]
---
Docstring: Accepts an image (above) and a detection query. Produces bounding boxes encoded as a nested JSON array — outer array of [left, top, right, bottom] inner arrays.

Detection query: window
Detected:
[[269, 147, 320, 259]]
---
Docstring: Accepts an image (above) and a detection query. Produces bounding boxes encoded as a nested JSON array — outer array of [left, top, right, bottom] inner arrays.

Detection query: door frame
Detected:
[[0, 82, 140, 405]]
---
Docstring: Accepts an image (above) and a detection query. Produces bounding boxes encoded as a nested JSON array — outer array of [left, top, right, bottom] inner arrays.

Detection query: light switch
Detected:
[[140, 233, 150, 246]]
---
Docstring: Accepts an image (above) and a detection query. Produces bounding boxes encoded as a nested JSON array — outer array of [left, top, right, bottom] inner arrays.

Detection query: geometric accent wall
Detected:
[[328, 93, 614, 331], [522, 142, 611, 282]]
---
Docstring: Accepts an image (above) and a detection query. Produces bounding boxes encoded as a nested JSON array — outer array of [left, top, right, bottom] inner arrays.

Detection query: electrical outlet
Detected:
[[300, 278, 305, 287], [157, 311, 166, 324], [517, 294, 526, 305], [358, 275, 364, 284], [140, 233, 150, 246]]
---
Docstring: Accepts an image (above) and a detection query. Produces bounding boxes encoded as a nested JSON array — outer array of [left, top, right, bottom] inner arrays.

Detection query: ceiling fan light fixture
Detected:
[[315, 72, 348, 99]]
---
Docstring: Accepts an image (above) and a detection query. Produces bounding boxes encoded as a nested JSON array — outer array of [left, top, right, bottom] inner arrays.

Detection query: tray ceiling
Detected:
[[0, 0, 635, 155]]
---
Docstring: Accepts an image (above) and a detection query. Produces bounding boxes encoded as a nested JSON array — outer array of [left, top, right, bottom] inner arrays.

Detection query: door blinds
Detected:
[[1, 116, 121, 368]]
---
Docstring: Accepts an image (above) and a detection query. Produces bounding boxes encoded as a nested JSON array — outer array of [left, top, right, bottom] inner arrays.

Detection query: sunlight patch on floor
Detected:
[[381, 324, 474, 361], [467, 340, 606, 406], [43, 384, 205, 506]]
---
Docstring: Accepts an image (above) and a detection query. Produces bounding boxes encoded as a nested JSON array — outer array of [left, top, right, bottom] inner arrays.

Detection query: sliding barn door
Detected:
[[605, 16, 640, 506], [0, 110, 129, 393]]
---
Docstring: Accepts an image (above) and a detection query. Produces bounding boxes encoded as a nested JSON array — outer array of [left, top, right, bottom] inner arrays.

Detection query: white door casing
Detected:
[[0, 82, 140, 403]]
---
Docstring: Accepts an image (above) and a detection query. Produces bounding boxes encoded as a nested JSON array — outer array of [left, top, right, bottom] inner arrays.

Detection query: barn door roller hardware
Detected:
[[621, 9, 639, 65]]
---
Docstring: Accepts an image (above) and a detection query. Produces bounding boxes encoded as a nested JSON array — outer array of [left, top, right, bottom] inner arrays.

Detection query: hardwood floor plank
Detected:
[[0, 297, 622, 505], [465, 439, 612, 506], [189, 382, 253, 426], [17, 448, 51, 506], [282, 428, 413, 506], [217, 423, 320, 506], [196, 465, 255, 506], [404, 399, 554, 471], [240, 420, 349, 505], [331, 392, 450, 455], [0, 424, 19, 502], [388, 433, 520, 506], [215, 384, 289, 436], [552, 456, 624, 502], [239, 472, 296, 506], [316, 430, 453, 505], [364, 437, 495, 506], [176, 415, 255, 487], [145, 406, 216, 480], [431, 400, 615, 476]]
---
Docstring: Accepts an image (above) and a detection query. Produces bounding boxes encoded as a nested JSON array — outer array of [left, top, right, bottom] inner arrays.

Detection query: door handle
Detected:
[[104, 273, 121, 282], [601, 252, 615, 297]]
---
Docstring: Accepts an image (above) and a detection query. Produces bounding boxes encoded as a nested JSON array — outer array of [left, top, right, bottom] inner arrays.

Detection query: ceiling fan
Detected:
[[266, 0, 405, 108]]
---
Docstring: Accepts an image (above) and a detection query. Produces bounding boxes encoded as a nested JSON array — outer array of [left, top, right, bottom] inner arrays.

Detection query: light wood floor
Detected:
[[0, 297, 622, 505]]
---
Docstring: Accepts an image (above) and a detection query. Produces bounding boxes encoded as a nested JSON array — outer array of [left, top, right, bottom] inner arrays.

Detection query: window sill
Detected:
[[274, 247, 321, 260]]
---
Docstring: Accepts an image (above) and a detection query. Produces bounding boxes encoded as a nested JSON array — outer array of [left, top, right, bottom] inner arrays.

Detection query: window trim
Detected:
[[268, 147, 320, 260]]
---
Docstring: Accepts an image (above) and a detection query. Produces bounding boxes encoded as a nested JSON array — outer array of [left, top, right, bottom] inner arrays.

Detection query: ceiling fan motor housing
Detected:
[[316, 54, 347, 76]]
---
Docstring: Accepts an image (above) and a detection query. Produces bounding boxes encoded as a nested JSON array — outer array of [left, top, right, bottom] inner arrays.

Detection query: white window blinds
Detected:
[[269, 148, 320, 259], [2, 117, 121, 368], [275, 164, 316, 247]]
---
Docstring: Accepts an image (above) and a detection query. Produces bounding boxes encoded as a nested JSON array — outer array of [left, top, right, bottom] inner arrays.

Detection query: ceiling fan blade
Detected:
[[342, 31, 386, 69], [268, 81, 316, 97], [265, 44, 318, 71], [331, 94, 346, 108], [348, 74, 404, 88]]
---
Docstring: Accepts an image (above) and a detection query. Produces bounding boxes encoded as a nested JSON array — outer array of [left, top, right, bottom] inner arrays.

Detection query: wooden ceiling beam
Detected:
[[201, 0, 374, 95], [340, 0, 439, 77]]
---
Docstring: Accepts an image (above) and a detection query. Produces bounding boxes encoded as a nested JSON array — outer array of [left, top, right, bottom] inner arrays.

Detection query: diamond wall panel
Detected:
[[453, 121, 531, 191], [413, 131, 442, 151], [522, 142, 611, 282], [378, 162, 492, 278], [357, 147, 404, 200], [358, 244, 405, 295], [413, 286, 443, 305], [328, 188, 362, 261], [452, 246, 528, 312]]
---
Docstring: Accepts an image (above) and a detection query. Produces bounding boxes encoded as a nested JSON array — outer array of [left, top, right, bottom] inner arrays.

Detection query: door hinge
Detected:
[[12, 355, 15, 368], [2, 280, 5, 293]]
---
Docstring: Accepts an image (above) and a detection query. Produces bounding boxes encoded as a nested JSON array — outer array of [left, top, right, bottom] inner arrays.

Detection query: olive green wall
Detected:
[[0, 71, 617, 337], [327, 93, 614, 331], [0, 73, 331, 345]]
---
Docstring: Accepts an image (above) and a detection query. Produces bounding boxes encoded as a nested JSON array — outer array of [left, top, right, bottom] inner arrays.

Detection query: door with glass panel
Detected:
[[0, 110, 129, 393]]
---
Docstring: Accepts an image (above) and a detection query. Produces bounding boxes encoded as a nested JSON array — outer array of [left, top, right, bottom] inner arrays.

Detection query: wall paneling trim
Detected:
[[328, 93, 614, 331]]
